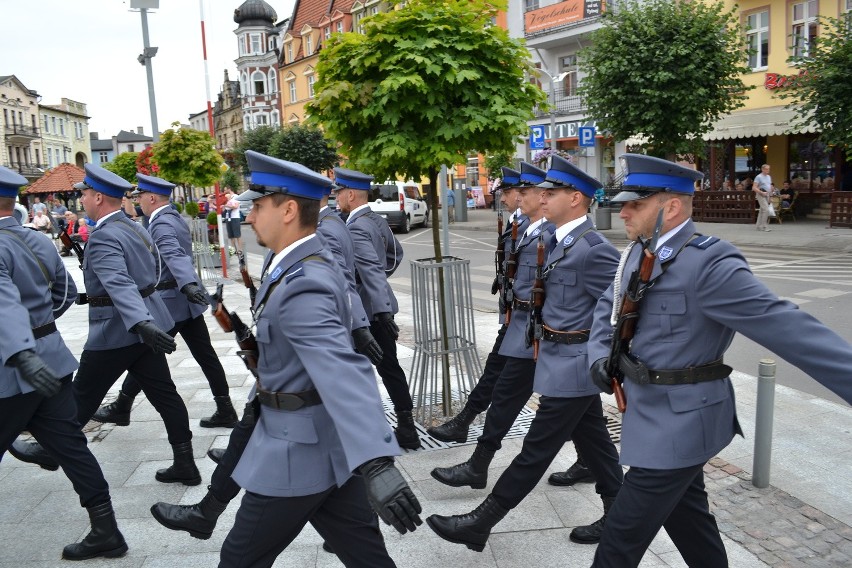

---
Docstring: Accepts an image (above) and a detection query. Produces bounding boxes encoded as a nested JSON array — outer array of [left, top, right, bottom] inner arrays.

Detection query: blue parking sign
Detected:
[[578, 126, 596, 147], [530, 125, 546, 149]]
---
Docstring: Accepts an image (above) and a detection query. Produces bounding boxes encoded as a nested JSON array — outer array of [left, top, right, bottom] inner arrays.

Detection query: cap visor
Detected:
[[236, 189, 268, 202], [610, 189, 659, 203]]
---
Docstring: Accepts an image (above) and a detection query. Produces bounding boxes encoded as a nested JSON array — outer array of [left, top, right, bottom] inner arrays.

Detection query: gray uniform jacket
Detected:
[[589, 220, 852, 470], [232, 236, 400, 497], [0, 218, 78, 398], [346, 207, 400, 320], [534, 219, 619, 398], [317, 206, 369, 330], [498, 214, 529, 326], [499, 220, 555, 359], [148, 208, 206, 323], [82, 213, 174, 351]]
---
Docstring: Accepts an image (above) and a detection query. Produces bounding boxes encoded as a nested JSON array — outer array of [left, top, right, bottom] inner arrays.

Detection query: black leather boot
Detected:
[[155, 441, 201, 486], [426, 405, 478, 443], [431, 444, 495, 489], [569, 494, 616, 544], [394, 410, 420, 450], [207, 448, 225, 464], [62, 501, 128, 560], [200, 396, 239, 428], [548, 453, 594, 486], [426, 494, 509, 552], [91, 390, 135, 426], [8, 440, 59, 471], [150, 487, 229, 540]]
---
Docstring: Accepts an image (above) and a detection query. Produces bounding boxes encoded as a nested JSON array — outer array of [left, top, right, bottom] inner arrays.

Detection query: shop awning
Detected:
[[702, 106, 818, 141]]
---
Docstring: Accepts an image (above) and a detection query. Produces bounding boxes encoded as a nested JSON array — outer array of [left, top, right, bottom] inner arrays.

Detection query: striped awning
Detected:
[[702, 106, 818, 141]]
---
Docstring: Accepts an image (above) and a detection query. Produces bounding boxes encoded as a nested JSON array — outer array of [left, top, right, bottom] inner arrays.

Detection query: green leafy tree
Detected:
[[484, 149, 515, 180], [781, 15, 852, 152], [102, 152, 140, 183], [152, 122, 223, 189], [579, 0, 751, 158], [220, 167, 242, 192], [268, 123, 340, 172], [231, 125, 279, 175]]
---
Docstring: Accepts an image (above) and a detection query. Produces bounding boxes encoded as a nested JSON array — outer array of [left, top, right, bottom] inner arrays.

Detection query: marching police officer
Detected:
[[588, 155, 852, 567], [0, 165, 127, 560], [334, 167, 420, 449], [427, 156, 623, 551], [216, 151, 420, 567], [91, 173, 239, 429]]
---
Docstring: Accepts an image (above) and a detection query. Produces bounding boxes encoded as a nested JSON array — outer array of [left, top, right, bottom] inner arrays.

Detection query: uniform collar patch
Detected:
[[268, 266, 284, 282], [563, 235, 574, 246], [658, 246, 674, 261], [531, 227, 541, 238]]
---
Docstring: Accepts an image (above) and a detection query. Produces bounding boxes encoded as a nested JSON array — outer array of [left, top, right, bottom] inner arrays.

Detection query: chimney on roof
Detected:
[[90, 132, 98, 140], [137, 126, 144, 135]]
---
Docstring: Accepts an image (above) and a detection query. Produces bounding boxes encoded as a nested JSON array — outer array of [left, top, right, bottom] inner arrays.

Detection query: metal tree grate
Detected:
[[189, 218, 225, 286]]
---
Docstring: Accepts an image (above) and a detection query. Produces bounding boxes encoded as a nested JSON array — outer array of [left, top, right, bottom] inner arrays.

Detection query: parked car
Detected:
[[368, 181, 428, 233]]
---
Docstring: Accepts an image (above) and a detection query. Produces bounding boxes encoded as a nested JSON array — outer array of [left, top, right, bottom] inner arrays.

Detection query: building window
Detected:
[[127, 144, 135, 152], [791, 1, 818, 58], [305, 34, 313, 56], [252, 71, 266, 95], [466, 156, 480, 187], [288, 80, 297, 102], [256, 114, 268, 126], [336, 21, 343, 33], [746, 10, 769, 70], [59, 118, 65, 136], [325, 26, 331, 39], [286, 42, 293, 63], [239, 35, 247, 56], [54, 148, 60, 164], [269, 36, 277, 51], [240, 73, 248, 96], [268, 70, 277, 93], [51, 116, 57, 133], [369, 6, 379, 16], [271, 110, 279, 126], [250, 33, 262, 54], [98, 151, 108, 163], [524, 0, 540, 11], [307, 74, 316, 98]]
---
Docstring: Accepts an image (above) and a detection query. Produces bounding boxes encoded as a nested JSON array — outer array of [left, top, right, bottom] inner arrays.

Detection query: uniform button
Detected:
[[281, 428, 288, 436], [661, 304, 667, 311], [384, 433, 392, 443], [701, 397, 707, 403]]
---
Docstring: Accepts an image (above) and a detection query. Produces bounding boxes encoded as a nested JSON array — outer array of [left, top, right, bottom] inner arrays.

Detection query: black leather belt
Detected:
[[155, 280, 178, 291], [32, 321, 57, 340], [644, 359, 732, 385], [86, 284, 157, 307], [512, 298, 531, 312], [257, 387, 322, 411], [541, 325, 589, 345]]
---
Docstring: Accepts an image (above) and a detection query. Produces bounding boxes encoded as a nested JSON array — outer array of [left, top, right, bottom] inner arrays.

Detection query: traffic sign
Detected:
[[578, 126, 596, 147], [530, 125, 546, 150]]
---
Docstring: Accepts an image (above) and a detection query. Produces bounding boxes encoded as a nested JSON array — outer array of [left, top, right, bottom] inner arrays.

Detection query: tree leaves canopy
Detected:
[[579, 0, 751, 158], [102, 152, 139, 183], [231, 123, 339, 174], [306, 0, 546, 182], [781, 15, 852, 152], [152, 122, 223, 188]]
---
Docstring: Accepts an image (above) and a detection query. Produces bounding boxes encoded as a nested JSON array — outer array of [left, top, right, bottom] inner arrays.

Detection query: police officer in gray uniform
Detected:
[[90, 173, 238, 429], [217, 151, 421, 567], [335, 167, 419, 450], [430, 163, 555, 488], [427, 156, 623, 551], [0, 165, 128, 560], [588, 154, 852, 567]]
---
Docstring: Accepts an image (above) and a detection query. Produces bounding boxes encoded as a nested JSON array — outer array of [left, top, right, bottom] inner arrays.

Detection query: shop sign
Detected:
[[764, 70, 806, 90], [541, 119, 598, 141], [525, 0, 604, 34]]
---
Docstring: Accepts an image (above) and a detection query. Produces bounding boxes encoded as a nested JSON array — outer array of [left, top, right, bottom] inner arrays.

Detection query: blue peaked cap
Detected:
[[75, 163, 133, 198], [500, 167, 521, 187], [0, 165, 27, 198], [135, 173, 175, 196], [519, 162, 546, 186], [246, 150, 331, 200], [542, 155, 601, 198], [333, 167, 374, 191], [612, 154, 703, 203]]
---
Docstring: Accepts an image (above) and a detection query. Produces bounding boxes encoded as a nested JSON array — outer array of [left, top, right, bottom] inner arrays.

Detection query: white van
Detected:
[[368, 181, 428, 233]]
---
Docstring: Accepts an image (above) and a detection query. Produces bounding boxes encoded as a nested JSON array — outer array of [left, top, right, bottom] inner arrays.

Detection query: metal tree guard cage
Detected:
[[408, 256, 483, 426], [189, 218, 223, 286]]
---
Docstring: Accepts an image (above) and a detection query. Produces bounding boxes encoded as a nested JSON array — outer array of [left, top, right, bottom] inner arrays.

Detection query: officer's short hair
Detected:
[[0, 196, 15, 212], [267, 193, 319, 228]]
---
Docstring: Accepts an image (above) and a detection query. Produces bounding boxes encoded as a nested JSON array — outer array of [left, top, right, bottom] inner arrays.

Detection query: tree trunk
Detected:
[[427, 165, 452, 416]]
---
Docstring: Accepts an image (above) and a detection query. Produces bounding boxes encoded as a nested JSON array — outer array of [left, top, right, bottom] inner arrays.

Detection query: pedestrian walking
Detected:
[[753, 163, 773, 232]]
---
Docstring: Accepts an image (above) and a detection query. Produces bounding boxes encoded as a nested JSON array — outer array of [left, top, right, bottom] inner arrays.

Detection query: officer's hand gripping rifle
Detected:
[[503, 218, 520, 324], [210, 283, 259, 378], [237, 250, 257, 304], [58, 231, 84, 268], [606, 209, 664, 413], [491, 209, 505, 296], [526, 233, 546, 360]]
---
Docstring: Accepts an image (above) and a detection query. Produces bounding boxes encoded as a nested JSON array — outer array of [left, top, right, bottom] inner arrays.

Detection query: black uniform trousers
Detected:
[[491, 394, 622, 510], [120, 314, 229, 399], [593, 464, 727, 568], [220, 476, 395, 568], [465, 324, 508, 414], [0, 377, 110, 508], [210, 400, 257, 502], [477, 356, 536, 452], [73, 343, 192, 445], [370, 320, 413, 413]]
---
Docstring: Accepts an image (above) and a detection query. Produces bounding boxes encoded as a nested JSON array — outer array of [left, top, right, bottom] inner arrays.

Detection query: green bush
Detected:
[[175, 202, 184, 214], [185, 201, 200, 218], [206, 211, 218, 226]]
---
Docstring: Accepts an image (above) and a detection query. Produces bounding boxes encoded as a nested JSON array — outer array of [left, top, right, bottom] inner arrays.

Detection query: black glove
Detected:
[[352, 327, 384, 366], [591, 357, 613, 395], [180, 283, 210, 306], [491, 276, 500, 295], [374, 312, 399, 340], [131, 321, 177, 354], [359, 457, 422, 534], [8, 350, 62, 398]]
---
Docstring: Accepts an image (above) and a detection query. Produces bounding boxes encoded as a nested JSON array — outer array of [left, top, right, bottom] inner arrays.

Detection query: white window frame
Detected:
[[305, 34, 313, 56], [268, 70, 277, 93], [270, 110, 279, 126], [307, 74, 316, 98], [288, 79, 297, 103], [525, 0, 540, 12], [336, 21, 344, 33], [746, 10, 769, 70], [286, 42, 293, 63], [791, 1, 818, 58], [99, 151, 108, 163], [250, 33, 262, 54], [239, 35, 247, 56], [252, 70, 267, 95]]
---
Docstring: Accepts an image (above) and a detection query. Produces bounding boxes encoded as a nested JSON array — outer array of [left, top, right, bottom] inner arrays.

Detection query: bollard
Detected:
[[752, 358, 776, 488]]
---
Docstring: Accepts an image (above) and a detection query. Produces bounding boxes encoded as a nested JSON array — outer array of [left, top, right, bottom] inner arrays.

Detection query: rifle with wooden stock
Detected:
[[237, 250, 257, 304], [526, 233, 546, 360], [210, 283, 259, 378], [58, 231, 84, 268], [491, 209, 505, 296], [606, 209, 664, 413], [502, 218, 520, 324]]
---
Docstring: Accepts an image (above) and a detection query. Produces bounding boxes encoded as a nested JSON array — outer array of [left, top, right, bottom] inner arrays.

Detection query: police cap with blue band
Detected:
[[134, 173, 176, 196], [242, 150, 331, 201], [611, 154, 703, 203], [538, 154, 601, 198], [0, 165, 27, 198], [500, 167, 521, 187], [519, 162, 547, 186], [333, 167, 374, 191], [73, 163, 133, 198]]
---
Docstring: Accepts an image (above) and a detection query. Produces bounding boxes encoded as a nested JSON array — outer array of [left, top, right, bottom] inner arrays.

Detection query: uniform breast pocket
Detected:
[[645, 292, 688, 343], [254, 319, 279, 370], [549, 268, 577, 305]]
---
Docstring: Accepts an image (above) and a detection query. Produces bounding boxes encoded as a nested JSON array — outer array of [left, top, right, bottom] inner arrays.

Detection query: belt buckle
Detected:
[[275, 393, 305, 411]]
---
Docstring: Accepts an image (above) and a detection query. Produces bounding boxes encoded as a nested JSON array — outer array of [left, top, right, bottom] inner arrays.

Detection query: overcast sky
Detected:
[[2, 0, 296, 139]]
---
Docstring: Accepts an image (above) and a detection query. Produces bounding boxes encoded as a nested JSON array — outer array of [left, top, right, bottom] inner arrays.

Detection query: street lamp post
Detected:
[[131, 0, 160, 142]]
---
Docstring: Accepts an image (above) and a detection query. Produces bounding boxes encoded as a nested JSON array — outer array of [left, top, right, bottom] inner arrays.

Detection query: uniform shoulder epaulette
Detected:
[[583, 231, 604, 246], [687, 235, 720, 249], [283, 254, 326, 284]]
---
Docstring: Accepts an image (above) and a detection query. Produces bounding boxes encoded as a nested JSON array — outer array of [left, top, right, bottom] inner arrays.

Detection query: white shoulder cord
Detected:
[[53, 260, 70, 314], [610, 241, 636, 326]]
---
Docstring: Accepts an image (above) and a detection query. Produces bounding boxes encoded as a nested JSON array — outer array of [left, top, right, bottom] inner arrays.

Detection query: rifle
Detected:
[[526, 233, 546, 360], [210, 283, 259, 378], [502, 218, 520, 324], [491, 209, 505, 295], [606, 209, 664, 413], [237, 250, 257, 304], [58, 231, 84, 268]]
